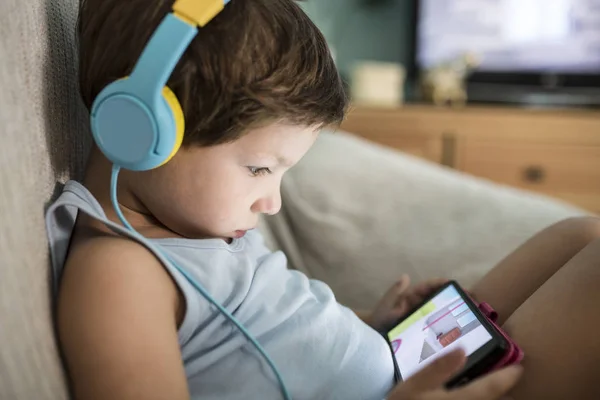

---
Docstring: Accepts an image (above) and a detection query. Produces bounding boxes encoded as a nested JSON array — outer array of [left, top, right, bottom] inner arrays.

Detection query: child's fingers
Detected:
[[414, 278, 448, 295], [395, 274, 411, 292], [402, 348, 467, 392], [406, 292, 422, 308], [378, 275, 411, 313], [390, 299, 410, 318], [386, 275, 411, 301], [448, 365, 523, 400], [401, 279, 448, 309]]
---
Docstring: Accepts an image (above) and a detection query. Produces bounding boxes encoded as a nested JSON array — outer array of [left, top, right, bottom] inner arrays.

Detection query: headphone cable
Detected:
[[109, 165, 292, 400]]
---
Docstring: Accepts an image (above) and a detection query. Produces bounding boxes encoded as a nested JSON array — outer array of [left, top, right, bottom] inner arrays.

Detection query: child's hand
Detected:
[[387, 348, 523, 400], [367, 275, 448, 331]]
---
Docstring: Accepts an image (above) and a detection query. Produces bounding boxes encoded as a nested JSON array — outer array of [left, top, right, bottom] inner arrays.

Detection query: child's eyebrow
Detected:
[[276, 155, 293, 167], [252, 153, 293, 167]]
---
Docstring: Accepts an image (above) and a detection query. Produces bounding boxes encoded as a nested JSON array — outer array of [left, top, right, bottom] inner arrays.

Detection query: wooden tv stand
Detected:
[[340, 104, 600, 213]]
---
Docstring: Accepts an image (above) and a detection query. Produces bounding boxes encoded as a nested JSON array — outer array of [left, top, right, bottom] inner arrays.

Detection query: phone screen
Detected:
[[387, 284, 493, 380]]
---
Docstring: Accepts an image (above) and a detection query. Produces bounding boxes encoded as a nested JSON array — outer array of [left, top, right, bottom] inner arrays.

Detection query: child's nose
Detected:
[[252, 191, 281, 216]]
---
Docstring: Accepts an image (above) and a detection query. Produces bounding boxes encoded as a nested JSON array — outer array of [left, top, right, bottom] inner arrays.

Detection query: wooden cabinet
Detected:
[[340, 105, 600, 213]]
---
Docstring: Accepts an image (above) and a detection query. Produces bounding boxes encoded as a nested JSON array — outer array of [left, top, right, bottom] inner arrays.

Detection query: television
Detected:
[[413, 0, 600, 107]]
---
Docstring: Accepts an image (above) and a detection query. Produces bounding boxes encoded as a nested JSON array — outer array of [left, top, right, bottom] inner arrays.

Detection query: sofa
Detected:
[[0, 0, 589, 398]]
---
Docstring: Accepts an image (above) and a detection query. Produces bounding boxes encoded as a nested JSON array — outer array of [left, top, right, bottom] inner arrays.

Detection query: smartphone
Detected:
[[384, 281, 508, 388]]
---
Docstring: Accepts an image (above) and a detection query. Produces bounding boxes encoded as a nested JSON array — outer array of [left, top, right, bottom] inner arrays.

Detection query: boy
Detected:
[[52, 1, 399, 398], [46, 0, 600, 399]]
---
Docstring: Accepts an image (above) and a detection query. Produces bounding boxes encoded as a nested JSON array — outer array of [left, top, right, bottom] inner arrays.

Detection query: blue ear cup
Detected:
[[90, 78, 183, 171]]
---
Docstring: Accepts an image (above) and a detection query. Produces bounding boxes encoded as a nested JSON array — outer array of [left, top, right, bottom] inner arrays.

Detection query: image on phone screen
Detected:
[[387, 284, 492, 380]]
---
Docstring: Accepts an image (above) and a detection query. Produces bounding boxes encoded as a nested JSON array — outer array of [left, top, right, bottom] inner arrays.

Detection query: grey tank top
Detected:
[[45, 181, 395, 400]]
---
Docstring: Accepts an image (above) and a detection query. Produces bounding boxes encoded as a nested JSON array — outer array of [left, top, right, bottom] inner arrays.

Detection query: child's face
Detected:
[[131, 123, 319, 240]]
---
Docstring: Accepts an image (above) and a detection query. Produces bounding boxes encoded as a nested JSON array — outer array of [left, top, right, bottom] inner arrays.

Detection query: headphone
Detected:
[[89, 1, 292, 399], [91, 0, 230, 171]]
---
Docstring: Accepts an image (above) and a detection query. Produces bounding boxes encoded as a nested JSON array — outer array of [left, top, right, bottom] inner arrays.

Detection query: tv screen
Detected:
[[416, 0, 600, 74]]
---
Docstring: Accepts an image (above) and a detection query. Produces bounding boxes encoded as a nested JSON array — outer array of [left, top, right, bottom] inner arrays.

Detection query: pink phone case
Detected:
[[477, 302, 524, 371]]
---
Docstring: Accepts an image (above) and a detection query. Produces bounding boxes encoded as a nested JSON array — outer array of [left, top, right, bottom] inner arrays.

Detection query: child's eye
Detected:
[[247, 167, 272, 177]]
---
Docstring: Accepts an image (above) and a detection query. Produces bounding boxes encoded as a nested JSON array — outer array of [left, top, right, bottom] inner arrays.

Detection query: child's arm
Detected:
[[56, 236, 190, 400]]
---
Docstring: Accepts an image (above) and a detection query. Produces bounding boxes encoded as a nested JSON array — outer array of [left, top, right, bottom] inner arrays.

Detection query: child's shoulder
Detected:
[[67, 226, 158, 272], [60, 224, 183, 323], [55, 226, 189, 399]]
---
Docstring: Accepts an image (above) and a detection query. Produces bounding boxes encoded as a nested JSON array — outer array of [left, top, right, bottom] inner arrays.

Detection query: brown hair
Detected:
[[77, 0, 348, 146]]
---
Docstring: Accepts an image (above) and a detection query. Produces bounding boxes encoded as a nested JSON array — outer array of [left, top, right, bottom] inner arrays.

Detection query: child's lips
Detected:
[[233, 226, 256, 238]]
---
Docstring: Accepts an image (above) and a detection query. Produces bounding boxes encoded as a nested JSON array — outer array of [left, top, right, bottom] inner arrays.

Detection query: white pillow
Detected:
[[264, 130, 587, 309]]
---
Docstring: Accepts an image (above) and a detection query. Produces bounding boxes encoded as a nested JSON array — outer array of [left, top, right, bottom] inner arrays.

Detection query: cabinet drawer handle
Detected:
[[523, 166, 546, 183]]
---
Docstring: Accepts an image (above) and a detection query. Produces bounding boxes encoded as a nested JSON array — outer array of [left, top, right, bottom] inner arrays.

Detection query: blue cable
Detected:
[[110, 165, 292, 400]]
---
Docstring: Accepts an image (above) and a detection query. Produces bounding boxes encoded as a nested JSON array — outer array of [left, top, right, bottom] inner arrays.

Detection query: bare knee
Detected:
[[550, 216, 600, 248]]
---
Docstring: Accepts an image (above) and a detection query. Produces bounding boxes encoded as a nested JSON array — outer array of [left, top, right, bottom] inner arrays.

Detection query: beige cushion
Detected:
[[267, 131, 588, 310], [0, 0, 90, 398]]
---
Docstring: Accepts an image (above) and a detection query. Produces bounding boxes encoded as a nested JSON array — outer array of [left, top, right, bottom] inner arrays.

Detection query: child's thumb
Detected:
[[380, 275, 411, 310], [395, 274, 411, 293], [404, 348, 466, 391]]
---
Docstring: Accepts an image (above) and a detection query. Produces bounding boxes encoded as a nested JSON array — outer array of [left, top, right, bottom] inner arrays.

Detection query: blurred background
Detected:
[[300, 0, 600, 214], [302, 0, 417, 97]]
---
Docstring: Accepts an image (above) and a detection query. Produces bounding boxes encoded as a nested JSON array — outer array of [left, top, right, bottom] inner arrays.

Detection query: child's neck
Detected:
[[81, 147, 180, 239]]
